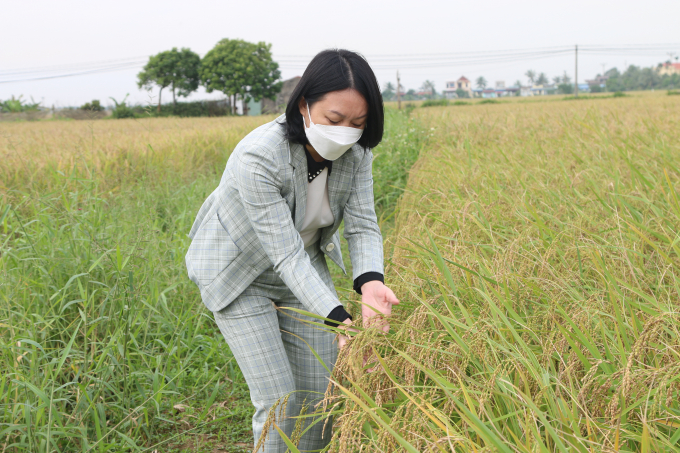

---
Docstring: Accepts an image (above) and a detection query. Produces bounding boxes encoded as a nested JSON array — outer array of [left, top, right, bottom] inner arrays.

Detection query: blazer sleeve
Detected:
[[343, 148, 385, 280], [231, 144, 341, 318]]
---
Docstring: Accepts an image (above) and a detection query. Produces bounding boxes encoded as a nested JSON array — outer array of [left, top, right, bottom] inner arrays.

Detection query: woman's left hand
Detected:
[[360, 281, 399, 332], [337, 318, 355, 349]]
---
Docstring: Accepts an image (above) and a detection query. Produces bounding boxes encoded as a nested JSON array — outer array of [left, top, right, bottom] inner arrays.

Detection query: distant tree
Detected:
[[382, 82, 395, 101], [561, 71, 571, 85], [404, 89, 417, 100], [0, 95, 40, 113], [109, 94, 135, 119], [606, 76, 622, 92], [137, 47, 201, 112], [201, 39, 282, 115], [80, 100, 104, 111], [601, 65, 677, 92], [455, 88, 469, 98], [525, 70, 536, 85], [605, 68, 620, 78], [514, 80, 523, 88], [557, 83, 574, 94], [536, 73, 548, 85], [421, 80, 436, 99], [476, 76, 487, 89], [552, 76, 562, 85]]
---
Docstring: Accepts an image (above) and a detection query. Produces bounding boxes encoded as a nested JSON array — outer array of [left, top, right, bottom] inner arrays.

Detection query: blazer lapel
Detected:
[[327, 151, 353, 232], [290, 142, 308, 231]]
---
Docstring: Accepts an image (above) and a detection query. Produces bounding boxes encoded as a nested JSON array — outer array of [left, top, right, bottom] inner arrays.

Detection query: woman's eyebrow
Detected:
[[328, 110, 368, 119]]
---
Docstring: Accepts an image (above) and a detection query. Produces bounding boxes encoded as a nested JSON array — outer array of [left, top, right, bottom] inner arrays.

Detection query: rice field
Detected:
[[1, 92, 679, 452], [329, 93, 680, 452]]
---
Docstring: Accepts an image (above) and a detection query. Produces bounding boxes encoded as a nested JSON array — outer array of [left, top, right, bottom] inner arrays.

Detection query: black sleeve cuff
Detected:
[[353, 272, 385, 295], [325, 305, 353, 328]]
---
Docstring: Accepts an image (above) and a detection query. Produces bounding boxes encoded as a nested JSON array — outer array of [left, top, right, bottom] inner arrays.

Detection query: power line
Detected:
[[0, 62, 147, 84], [2, 43, 678, 84], [0, 56, 149, 76], [280, 50, 575, 70]]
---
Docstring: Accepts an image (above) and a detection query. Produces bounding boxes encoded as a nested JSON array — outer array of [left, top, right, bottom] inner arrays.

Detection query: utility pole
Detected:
[[601, 63, 606, 76], [574, 44, 579, 98], [396, 70, 402, 110]]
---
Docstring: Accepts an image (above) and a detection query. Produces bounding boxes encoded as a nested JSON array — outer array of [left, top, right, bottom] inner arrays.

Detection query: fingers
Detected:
[[384, 286, 400, 305], [337, 318, 356, 349]]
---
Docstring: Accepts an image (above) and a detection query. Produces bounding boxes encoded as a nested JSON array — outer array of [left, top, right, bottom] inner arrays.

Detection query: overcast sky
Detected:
[[1, 0, 679, 108]]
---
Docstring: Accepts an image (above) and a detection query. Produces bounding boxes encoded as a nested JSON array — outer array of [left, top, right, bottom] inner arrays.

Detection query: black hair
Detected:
[[283, 49, 384, 149]]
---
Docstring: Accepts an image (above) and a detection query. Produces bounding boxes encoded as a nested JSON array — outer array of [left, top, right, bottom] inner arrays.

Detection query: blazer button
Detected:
[[325, 243, 335, 252]]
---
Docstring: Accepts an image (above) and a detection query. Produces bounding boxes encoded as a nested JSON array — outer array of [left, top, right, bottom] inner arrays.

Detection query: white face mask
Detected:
[[302, 103, 364, 161]]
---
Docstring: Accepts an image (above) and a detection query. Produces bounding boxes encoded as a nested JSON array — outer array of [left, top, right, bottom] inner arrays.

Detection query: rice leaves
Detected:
[[327, 94, 680, 452]]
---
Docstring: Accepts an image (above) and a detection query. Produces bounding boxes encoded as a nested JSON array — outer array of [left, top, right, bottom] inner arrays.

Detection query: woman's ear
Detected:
[[298, 97, 307, 126]]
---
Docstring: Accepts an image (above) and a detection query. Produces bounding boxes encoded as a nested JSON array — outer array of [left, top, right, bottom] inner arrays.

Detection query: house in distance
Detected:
[[443, 76, 473, 98]]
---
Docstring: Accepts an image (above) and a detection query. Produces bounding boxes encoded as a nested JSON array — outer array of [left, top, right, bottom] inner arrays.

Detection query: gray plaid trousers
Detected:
[[213, 244, 338, 452]]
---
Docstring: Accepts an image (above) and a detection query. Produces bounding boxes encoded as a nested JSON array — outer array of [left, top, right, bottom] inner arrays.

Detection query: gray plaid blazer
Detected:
[[185, 115, 384, 316]]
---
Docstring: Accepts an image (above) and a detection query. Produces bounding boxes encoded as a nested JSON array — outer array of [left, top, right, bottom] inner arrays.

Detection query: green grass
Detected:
[[420, 99, 450, 108], [0, 108, 427, 451], [563, 91, 629, 101]]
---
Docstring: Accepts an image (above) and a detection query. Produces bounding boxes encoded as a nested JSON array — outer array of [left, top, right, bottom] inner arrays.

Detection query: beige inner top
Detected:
[[299, 167, 335, 247]]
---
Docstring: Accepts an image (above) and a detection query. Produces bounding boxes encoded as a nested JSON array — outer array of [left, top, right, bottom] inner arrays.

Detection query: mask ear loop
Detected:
[[304, 101, 313, 128]]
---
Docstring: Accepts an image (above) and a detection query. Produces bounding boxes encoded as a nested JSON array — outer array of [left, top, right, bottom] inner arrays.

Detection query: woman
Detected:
[[185, 49, 399, 452]]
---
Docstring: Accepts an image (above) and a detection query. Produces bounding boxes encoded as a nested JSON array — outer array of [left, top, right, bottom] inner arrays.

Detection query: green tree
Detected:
[[514, 80, 523, 88], [525, 70, 536, 85], [80, 100, 104, 111], [404, 89, 417, 100], [455, 88, 469, 98], [605, 68, 620, 78], [476, 76, 487, 89], [137, 47, 201, 113], [201, 38, 282, 115], [536, 72, 548, 85], [0, 95, 40, 113], [558, 83, 574, 94], [109, 94, 135, 119], [421, 80, 436, 99], [382, 82, 395, 101], [561, 71, 571, 85]]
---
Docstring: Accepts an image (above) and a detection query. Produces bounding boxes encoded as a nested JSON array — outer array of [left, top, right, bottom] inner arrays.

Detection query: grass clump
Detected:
[[668, 90, 680, 96], [327, 94, 680, 452], [420, 99, 449, 108], [564, 91, 629, 101], [478, 98, 500, 104]]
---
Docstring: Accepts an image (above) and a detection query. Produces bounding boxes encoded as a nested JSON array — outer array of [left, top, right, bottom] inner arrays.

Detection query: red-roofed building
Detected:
[[443, 76, 473, 98], [658, 62, 680, 76]]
